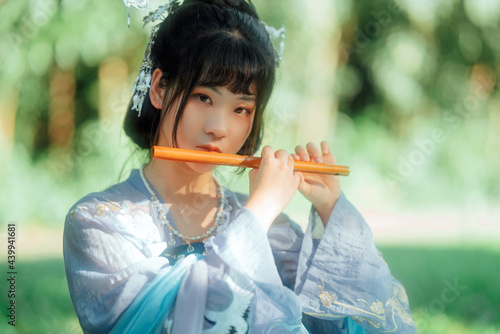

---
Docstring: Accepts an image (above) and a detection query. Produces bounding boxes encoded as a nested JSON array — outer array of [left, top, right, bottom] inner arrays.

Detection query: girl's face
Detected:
[[158, 85, 256, 173]]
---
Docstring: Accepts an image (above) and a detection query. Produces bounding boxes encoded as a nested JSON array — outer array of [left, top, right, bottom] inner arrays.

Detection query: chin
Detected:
[[186, 161, 218, 174]]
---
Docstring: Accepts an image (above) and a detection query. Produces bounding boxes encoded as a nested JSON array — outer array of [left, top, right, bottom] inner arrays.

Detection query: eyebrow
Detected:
[[206, 86, 256, 103]]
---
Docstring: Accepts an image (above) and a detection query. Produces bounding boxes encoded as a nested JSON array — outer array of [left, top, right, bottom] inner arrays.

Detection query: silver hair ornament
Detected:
[[128, 0, 181, 116], [264, 24, 286, 63], [122, 0, 148, 27], [131, 25, 157, 116], [126, 0, 285, 117]]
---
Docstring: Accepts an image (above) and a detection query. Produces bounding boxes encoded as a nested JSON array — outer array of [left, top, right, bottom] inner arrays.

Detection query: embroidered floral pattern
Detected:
[[351, 316, 383, 329], [69, 206, 89, 219], [387, 281, 414, 325], [95, 200, 121, 216], [69, 205, 92, 219], [370, 300, 384, 315], [367, 318, 383, 329], [318, 280, 335, 307], [72, 199, 161, 245], [316, 278, 414, 332]]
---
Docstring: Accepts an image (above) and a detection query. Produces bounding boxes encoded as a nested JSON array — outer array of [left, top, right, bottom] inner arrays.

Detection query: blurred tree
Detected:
[[0, 0, 498, 225], [338, 0, 498, 137], [0, 0, 145, 165]]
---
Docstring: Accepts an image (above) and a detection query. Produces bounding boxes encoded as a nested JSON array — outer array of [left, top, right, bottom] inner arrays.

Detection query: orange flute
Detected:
[[151, 146, 350, 176]]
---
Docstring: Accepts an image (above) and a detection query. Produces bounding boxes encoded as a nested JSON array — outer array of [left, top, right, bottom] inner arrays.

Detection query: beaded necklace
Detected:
[[139, 164, 225, 252]]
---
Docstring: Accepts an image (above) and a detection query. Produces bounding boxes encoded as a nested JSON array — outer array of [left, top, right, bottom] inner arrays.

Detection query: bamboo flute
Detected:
[[151, 146, 350, 176]]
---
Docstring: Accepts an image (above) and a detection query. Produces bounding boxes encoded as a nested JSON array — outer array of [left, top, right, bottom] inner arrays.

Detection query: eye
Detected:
[[234, 107, 251, 115], [198, 94, 211, 104], [191, 93, 212, 105]]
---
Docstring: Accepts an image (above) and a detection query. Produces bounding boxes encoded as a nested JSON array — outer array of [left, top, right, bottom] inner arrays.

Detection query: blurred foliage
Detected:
[[0, 1, 498, 222]]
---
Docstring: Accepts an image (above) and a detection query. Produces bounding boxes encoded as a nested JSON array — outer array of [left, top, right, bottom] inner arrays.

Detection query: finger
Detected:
[[320, 141, 329, 155], [294, 145, 310, 161], [291, 153, 300, 161], [261, 145, 274, 160], [296, 172, 311, 195], [275, 149, 291, 162], [292, 172, 301, 188], [288, 154, 296, 173], [320, 141, 337, 164], [276, 150, 295, 173], [249, 168, 257, 178], [295, 171, 305, 185], [306, 142, 323, 163]]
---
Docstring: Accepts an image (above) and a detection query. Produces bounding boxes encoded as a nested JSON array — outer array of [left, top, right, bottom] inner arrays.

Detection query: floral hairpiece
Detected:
[[124, 0, 181, 115], [264, 24, 286, 63], [123, 0, 285, 117]]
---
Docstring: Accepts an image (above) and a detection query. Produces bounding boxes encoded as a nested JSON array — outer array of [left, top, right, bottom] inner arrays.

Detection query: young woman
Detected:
[[63, 0, 416, 333]]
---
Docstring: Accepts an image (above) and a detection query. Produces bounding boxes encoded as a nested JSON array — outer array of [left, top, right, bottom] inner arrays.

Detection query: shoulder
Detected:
[[64, 174, 163, 246], [67, 178, 135, 217], [65, 172, 151, 231]]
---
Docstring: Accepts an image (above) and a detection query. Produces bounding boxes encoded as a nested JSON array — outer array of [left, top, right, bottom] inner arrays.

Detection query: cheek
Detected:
[[180, 111, 204, 132], [236, 115, 255, 148], [175, 112, 203, 146], [158, 122, 172, 146], [157, 111, 178, 147], [157, 98, 186, 146], [245, 114, 256, 138]]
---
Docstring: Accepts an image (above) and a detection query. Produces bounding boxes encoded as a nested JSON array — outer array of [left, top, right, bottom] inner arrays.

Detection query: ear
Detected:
[[149, 68, 165, 109]]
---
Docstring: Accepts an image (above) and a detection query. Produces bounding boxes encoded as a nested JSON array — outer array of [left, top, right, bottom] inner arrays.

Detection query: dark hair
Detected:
[[123, 0, 278, 156]]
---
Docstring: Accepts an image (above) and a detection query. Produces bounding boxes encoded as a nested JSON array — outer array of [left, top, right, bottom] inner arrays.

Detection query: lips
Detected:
[[197, 145, 222, 153]]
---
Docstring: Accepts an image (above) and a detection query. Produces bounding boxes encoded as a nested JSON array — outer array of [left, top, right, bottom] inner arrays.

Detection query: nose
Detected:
[[204, 110, 228, 139]]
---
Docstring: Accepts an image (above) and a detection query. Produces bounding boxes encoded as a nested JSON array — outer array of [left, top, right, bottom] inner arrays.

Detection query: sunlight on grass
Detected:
[[379, 243, 500, 334]]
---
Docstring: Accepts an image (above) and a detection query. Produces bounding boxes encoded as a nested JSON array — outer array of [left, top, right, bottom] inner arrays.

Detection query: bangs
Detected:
[[157, 11, 277, 156], [193, 32, 273, 96], [126, 1, 277, 154]]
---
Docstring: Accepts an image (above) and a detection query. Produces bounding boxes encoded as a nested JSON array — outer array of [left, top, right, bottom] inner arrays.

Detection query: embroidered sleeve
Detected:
[[310, 207, 326, 239], [293, 193, 417, 333]]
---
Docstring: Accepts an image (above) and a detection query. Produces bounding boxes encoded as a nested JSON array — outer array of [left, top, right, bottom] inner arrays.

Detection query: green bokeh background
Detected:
[[0, 0, 499, 333]]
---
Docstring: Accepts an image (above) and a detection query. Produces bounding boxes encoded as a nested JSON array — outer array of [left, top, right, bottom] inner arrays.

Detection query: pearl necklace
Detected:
[[139, 164, 226, 253]]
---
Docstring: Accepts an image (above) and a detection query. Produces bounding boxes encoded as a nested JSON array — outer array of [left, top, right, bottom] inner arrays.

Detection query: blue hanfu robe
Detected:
[[63, 169, 416, 333]]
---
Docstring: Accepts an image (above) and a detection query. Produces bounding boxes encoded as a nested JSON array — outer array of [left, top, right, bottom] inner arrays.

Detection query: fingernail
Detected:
[[315, 157, 323, 163]]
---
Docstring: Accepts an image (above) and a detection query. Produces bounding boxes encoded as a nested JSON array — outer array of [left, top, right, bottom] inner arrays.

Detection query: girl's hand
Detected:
[[291, 141, 341, 226], [245, 146, 300, 231]]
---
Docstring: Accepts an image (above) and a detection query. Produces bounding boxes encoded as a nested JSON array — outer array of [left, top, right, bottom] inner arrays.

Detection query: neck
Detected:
[[143, 159, 216, 201]]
